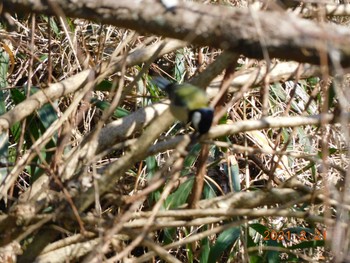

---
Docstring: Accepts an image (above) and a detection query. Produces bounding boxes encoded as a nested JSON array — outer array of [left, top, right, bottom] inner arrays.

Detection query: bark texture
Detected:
[[3, 0, 350, 66]]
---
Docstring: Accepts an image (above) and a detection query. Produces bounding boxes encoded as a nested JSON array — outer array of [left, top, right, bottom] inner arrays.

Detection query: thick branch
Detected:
[[4, 0, 350, 66]]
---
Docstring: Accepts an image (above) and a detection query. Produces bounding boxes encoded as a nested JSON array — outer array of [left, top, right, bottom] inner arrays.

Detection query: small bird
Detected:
[[153, 77, 214, 134]]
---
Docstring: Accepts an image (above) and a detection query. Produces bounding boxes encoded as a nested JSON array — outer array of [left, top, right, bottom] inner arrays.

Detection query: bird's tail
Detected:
[[151, 76, 173, 92]]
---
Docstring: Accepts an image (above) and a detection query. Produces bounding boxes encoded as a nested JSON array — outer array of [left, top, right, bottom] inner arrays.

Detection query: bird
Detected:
[[153, 77, 214, 134]]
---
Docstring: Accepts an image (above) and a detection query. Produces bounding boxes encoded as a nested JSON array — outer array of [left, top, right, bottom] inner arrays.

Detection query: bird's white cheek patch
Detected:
[[160, 0, 179, 10], [191, 111, 201, 130]]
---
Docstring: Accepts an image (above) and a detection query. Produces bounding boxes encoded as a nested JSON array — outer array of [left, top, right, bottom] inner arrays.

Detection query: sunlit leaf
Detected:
[[163, 177, 194, 209], [91, 98, 129, 118], [208, 226, 240, 262], [174, 48, 186, 82]]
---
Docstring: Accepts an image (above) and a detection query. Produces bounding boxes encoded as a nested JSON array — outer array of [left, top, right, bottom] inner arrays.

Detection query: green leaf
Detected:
[[66, 17, 75, 31], [266, 239, 280, 263], [270, 83, 286, 102], [9, 87, 57, 180], [284, 227, 326, 244], [208, 226, 241, 263], [91, 98, 129, 118], [145, 156, 160, 205], [200, 236, 210, 263], [183, 143, 201, 170], [249, 223, 283, 261], [246, 228, 258, 249], [40, 16, 60, 36], [174, 49, 186, 82], [288, 240, 325, 249], [146, 156, 158, 178], [163, 177, 194, 209], [10, 121, 21, 143], [36, 102, 58, 131], [95, 80, 113, 91], [10, 88, 26, 104], [162, 227, 177, 244], [49, 17, 60, 36], [249, 255, 264, 263], [249, 223, 269, 236], [203, 182, 217, 199], [307, 77, 319, 86], [147, 76, 162, 103], [223, 155, 241, 192], [183, 227, 194, 263]]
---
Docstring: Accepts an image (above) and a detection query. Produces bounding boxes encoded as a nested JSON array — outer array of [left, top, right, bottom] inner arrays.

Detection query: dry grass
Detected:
[[0, 1, 349, 262]]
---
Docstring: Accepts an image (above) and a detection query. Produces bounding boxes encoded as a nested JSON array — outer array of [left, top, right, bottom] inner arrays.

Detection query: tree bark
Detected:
[[3, 0, 350, 67]]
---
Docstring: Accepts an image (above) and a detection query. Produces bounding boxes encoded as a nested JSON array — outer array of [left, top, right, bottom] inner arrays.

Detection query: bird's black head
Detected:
[[190, 108, 214, 134]]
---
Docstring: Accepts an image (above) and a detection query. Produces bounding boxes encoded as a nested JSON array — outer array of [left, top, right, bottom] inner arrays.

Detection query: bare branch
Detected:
[[3, 0, 350, 66], [0, 39, 185, 133]]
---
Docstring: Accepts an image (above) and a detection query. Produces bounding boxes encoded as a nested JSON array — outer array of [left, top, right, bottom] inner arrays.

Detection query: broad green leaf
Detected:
[[91, 98, 129, 118], [223, 155, 241, 192], [183, 143, 201, 169], [270, 83, 286, 102], [10, 88, 26, 104], [200, 236, 210, 263], [266, 239, 280, 263], [249, 223, 269, 237], [36, 102, 58, 131], [203, 182, 217, 199], [208, 226, 241, 263], [145, 156, 160, 205], [288, 240, 325, 249], [10, 87, 57, 180], [95, 80, 113, 91], [29, 87, 57, 131], [163, 177, 194, 209], [163, 227, 176, 245], [10, 121, 21, 142], [146, 156, 158, 179]]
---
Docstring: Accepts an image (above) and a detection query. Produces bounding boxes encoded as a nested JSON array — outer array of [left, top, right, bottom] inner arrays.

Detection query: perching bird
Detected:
[[153, 77, 214, 134]]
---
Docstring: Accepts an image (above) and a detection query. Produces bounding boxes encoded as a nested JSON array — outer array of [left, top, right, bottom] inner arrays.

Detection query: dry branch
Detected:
[[3, 0, 350, 66], [300, 4, 350, 17], [0, 39, 185, 133], [1, 1, 345, 261], [73, 109, 176, 212], [206, 113, 341, 139], [0, 70, 94, 133]]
